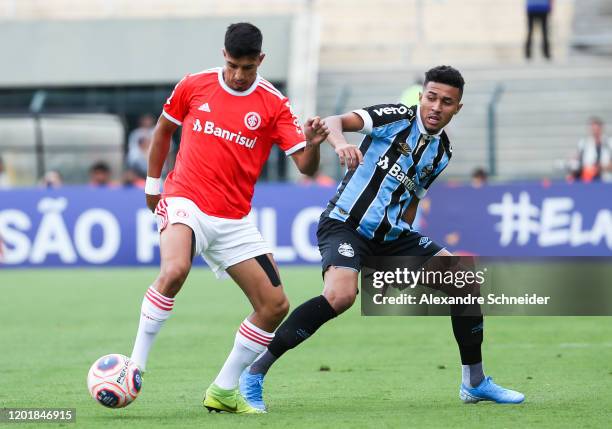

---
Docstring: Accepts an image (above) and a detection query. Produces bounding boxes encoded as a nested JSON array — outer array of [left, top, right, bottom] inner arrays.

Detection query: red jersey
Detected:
[[161, 67, 306, 219]]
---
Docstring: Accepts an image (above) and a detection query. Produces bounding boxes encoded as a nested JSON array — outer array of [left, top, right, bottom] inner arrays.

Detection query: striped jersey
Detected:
[[324, 103, 452, 242]]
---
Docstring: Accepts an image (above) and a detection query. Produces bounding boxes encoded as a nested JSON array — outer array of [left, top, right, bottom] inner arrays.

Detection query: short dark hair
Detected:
[[424, 65, 465, 98], [90, 161, 110, 173], [224, 22, 263, 58], [472, 167, 488, 179], [589, 116, 603, 126]]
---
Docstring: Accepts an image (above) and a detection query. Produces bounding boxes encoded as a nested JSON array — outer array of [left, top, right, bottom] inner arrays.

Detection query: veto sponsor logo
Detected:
[[192, 119, 257, 149], [373, 105, 412, 117]]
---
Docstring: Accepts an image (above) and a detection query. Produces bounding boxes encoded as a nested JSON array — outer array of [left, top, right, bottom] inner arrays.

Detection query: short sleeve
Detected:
[[352, 109, 374, 135], [162, 75, 190, 126], [273, 99, 306, 156], [355, 104, 416, 133]]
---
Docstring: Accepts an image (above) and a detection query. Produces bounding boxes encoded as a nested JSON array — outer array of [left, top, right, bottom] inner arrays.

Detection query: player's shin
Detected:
[[213, 318, 274, 390], [451, 307, 485, 388], [249, 295, 338, 375], [130, 286, 175, 371]]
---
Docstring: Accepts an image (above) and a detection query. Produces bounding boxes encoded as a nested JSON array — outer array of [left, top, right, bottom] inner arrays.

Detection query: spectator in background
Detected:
[[0, 156, 9, 188], [89, 161, 113, 187], [471, 167, 488, 188], [127, 135, 151, 178], [39, 170, 63, 189], [400, 75, 424, 107], [571, 117, 612, 182], [299, 171, 336, 187], [525, 0, 552, 60], [122, 167, 145, 188], [128, 114, 155, 158]]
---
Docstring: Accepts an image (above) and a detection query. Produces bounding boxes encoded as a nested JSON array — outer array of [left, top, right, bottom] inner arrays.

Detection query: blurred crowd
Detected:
[[1, 111, 611, 191], [23, 114, 170, 190], [1, 112, 611, 190]]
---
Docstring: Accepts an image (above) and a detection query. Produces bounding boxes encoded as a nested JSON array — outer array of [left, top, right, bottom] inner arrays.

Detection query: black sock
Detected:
[[249, 295, 337, 375], [451, 306, 483, 365], [249, 350, 277, 375]]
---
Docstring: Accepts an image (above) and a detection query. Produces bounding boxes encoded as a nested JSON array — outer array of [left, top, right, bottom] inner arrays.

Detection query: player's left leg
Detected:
[[213, 254, 289, 388], [200, 215, 289, 413], [204, 255, 287, 414], [427, 249, 524, 404], [386, 232, 524, 404]]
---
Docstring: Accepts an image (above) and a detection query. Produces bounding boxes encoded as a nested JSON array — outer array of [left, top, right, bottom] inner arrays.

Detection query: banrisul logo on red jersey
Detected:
[[192, 118, 257, 149]]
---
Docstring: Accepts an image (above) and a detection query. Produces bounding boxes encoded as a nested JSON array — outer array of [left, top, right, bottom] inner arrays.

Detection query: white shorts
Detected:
[[155, 197, 272, 279]]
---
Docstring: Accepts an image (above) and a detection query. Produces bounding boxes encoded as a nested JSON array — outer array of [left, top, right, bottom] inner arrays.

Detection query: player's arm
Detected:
[[290, 116, 330, 176], [145, 115, 178, 212], [401, 198, 420, 225], [323, 112, 365, 170]]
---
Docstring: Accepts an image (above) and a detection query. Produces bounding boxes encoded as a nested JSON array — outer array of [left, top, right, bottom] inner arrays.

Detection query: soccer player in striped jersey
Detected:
[[240, 66, 525, 409]]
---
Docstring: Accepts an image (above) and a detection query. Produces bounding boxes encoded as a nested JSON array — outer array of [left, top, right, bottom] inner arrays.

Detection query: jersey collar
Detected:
[[416, 105, 444, 138], [218, 67, 261, 96]]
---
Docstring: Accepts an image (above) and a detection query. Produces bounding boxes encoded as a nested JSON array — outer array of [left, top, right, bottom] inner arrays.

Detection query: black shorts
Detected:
[[317, 216, 444, 274]]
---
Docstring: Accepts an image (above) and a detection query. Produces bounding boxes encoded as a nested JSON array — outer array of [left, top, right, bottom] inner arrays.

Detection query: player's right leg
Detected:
[[240, 267, 357, 410], [241, 217, 364, 409], [130, 202, 196, 372]]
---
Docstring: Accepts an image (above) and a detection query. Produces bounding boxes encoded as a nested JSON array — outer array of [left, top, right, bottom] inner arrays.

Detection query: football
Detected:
[[87, 354, 142, 408]]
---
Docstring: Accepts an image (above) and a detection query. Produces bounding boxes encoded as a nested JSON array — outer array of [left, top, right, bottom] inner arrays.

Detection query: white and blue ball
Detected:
[[87, 354, 142, 408]]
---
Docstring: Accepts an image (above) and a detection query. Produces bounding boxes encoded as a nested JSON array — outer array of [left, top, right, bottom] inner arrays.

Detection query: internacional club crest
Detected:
[[244, 112, 261, 130]]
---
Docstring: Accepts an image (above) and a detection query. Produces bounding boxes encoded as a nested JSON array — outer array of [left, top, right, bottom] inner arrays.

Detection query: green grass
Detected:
[[1, 267, 611, 428]]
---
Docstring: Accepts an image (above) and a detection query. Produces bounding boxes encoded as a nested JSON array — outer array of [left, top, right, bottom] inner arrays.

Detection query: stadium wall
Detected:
[[0, 17, 292, 87]]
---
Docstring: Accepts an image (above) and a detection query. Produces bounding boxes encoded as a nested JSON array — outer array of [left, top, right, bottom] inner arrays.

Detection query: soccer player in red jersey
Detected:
[[128, 22, 329, 414]]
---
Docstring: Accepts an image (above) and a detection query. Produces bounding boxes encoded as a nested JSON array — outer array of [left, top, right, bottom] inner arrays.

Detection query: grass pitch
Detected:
[[1, 267, 611, 428]]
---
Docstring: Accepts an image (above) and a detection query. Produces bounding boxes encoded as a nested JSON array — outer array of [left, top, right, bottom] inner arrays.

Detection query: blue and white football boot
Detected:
[[460, 376, 525, 404], [239, 368, 267, 412]]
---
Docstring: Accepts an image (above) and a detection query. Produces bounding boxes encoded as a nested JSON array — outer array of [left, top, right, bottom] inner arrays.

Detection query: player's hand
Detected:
[[304, 116, 330, 146], [146, 194, 161, 213], [335, 142, 363, 170]]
